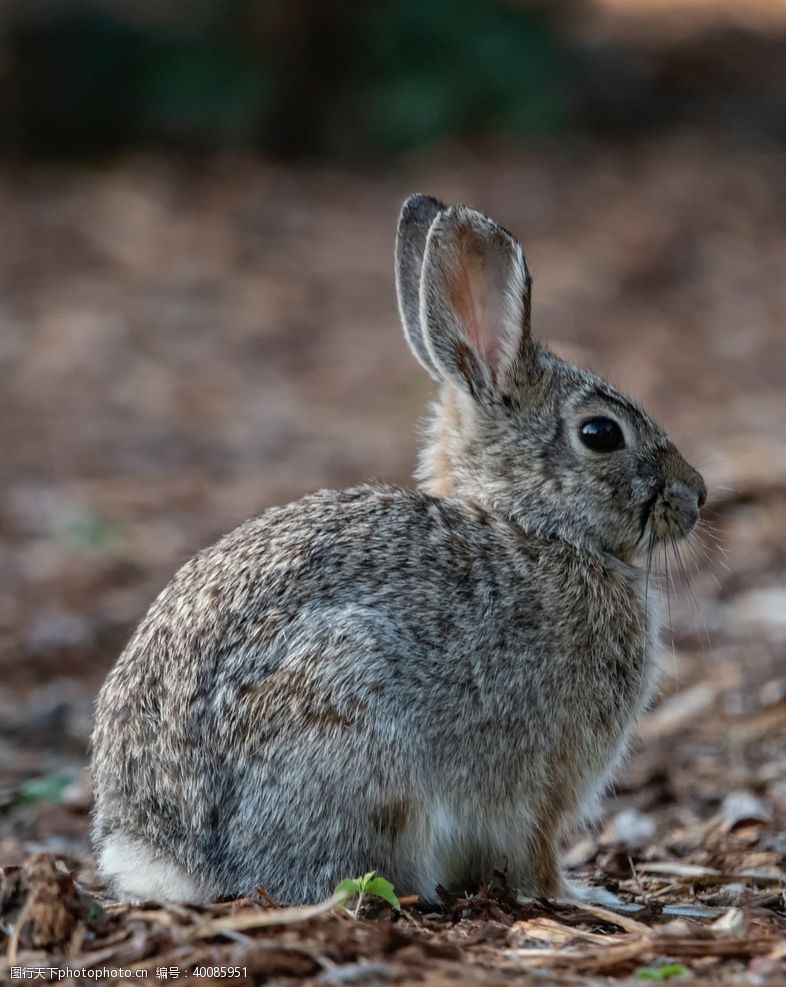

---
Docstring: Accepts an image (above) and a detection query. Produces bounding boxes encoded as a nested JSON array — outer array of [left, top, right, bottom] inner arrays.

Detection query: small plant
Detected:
[[334, 871, 401, 918], [16, 772, 75, 805], [634, 964, 690, 981], [84, 902, 106, 926]]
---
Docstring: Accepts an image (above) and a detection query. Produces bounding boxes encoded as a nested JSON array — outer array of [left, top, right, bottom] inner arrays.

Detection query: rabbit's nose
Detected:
[[696, 476, 707, 509], [682, 462, 707, 509], [670, 457, 706, 511], [668, 481, 701, 535]]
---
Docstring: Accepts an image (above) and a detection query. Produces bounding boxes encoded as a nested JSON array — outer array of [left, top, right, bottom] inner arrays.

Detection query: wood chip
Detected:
[[571, 902, 652, 935], [637, 862, 786, 886], [184, 892, 347, 940]]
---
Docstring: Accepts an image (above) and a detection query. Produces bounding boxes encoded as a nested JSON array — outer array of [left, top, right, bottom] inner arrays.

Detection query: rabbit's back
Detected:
[[92, 484, 654, 902]]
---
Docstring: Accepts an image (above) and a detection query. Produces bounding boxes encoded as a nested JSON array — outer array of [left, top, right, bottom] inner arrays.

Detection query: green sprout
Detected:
[[16, 772, 75, 805], [634, 964, 690, 981], [333, 871, 401, 918]]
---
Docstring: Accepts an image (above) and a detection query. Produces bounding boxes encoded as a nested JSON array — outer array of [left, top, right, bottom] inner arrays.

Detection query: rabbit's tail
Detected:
[[97, 831, 208, 903]]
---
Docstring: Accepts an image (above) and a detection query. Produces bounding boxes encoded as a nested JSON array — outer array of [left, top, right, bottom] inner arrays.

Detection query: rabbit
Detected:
[[90, 194, 706, 906]]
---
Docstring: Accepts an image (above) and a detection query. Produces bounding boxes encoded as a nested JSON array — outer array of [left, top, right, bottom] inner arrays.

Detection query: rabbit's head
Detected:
[[396, 194, 706, 563]]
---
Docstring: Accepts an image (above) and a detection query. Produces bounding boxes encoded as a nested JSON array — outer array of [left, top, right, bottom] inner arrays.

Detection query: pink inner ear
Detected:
[[444, 231, 513, 381]]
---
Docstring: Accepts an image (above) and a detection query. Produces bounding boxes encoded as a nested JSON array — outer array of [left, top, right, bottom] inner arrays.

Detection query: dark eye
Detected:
[[579, 417, 625, 452]]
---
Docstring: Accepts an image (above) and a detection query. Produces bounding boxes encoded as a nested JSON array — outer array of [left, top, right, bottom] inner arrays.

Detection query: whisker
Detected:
[[683, 534, 724, 592], [671, 535, 712, 653], [696, 519, 724, 537], [696, 521, 729, 561], [634, 527, 658, 712], [696, 521, 731, 569], [671, 535, 692, 590], [661, 544, 678, 687], [644, 528, 654, 629]]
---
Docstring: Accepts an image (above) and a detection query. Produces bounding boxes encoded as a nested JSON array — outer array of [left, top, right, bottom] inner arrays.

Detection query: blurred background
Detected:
[[0, 0, 785, 892]]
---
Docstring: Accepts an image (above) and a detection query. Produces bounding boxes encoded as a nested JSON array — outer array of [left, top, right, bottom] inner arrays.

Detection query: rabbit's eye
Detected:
[[579, 417, 625, 452]]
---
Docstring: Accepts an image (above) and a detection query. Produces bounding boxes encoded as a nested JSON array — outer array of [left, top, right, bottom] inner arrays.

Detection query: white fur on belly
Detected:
[[99, 834, 206, 903]]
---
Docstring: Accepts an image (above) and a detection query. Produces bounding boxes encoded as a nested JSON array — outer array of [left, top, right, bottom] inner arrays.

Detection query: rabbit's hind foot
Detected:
[[514, 873, 624, 908], [98, 832, 207, 904], [556, 879, 625, 907]]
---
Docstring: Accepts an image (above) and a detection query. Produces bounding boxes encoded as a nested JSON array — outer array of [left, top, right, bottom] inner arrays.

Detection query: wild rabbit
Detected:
[[91, 194, 706, 905]]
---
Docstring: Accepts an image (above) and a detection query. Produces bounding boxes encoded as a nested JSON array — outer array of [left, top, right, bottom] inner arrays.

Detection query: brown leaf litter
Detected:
[[1, 855, 784, 985]]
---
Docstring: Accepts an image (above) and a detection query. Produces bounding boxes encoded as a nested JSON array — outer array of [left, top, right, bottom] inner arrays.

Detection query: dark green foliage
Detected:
[[0, 0, 575, 158], [2, 5, 272, 155], [353, 0, 573, 154], [2, 1, 783, 158]]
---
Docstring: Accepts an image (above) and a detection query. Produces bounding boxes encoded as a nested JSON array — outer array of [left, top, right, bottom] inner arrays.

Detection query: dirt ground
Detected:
[[1, 134, 785, 984]]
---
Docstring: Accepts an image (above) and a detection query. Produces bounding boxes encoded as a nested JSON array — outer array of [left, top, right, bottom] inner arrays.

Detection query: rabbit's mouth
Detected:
[[639, 480, 703, 549]]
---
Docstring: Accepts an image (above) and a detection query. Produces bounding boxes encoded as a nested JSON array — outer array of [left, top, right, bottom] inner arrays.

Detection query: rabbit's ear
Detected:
[[419, 206, 532, 400], [395, 194, 447, 380]]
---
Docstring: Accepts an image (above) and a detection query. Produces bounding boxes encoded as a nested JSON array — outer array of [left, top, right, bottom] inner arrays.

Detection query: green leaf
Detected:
[[364, 876, 401, 912], [61, 514, 128, 555], [634, 965, 690, 981], [84, 903, 105, 925], [16, 772, 74, 805], [358, 871, 377, 891], [333, 878, 361, 900]]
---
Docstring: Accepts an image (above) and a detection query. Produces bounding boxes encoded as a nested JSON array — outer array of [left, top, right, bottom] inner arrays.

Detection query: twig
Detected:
[[184, 891, 347, 940], [571, 903, 651, 936]]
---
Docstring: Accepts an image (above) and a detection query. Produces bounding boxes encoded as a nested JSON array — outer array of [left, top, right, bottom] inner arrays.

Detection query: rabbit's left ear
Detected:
[[419, 205, 532, 400], [396, 194, 447, 380]]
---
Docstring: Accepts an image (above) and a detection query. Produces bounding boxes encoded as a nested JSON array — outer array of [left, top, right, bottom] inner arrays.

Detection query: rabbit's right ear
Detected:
[[419, 206, 533, 402], [396, 194, 447, 380]]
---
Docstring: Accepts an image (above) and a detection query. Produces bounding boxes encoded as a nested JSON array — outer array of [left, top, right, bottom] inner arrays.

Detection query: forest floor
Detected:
[[0, 133, 785, 984]]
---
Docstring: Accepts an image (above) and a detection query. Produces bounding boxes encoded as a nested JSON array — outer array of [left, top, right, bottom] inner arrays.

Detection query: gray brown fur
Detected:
[[91, 195, 706, 904]]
